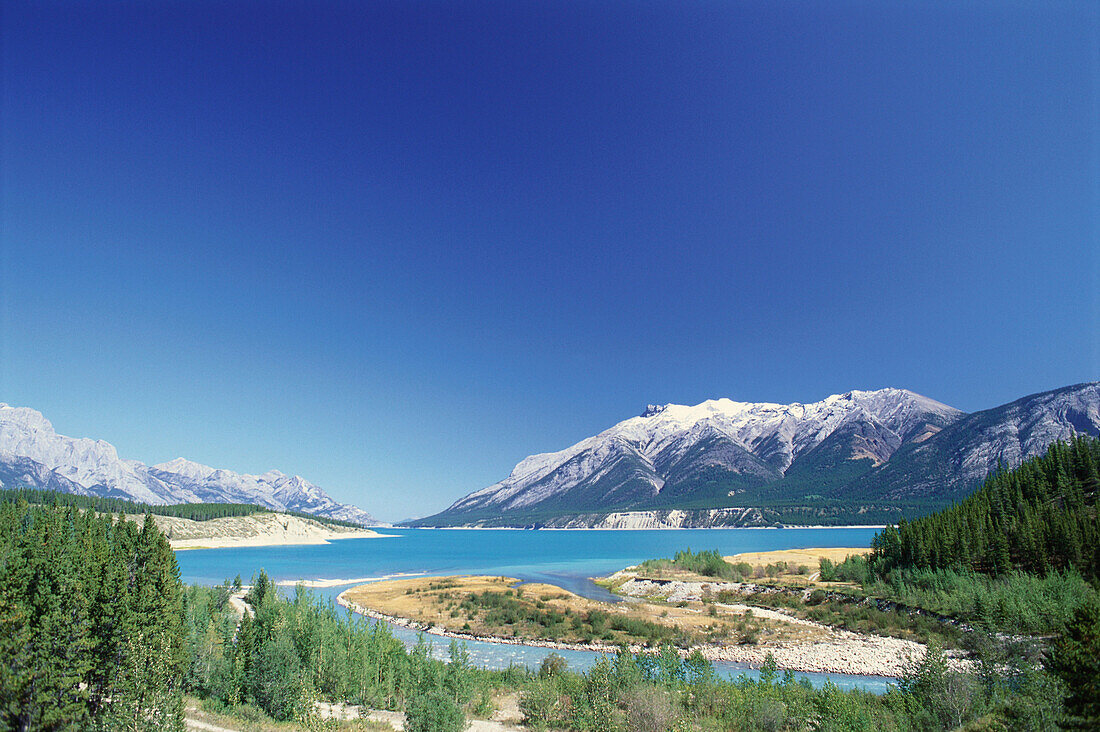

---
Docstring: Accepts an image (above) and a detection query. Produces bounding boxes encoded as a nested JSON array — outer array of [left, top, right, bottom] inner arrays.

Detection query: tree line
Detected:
[[0, 486, 365, 528]]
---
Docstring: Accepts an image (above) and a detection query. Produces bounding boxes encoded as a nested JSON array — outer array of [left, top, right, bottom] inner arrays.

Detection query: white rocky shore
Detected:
[[703, 609, 925, 677], [614, 576, 967, 677], [543, 508, 770, 529]]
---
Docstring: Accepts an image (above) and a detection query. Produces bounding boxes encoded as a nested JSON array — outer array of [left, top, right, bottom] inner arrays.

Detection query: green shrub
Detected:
[[642, 549, 740, 580], [539, 653, 567, 679], [521, 678, 566, 730], [622, 686, 678, 732], [405, 690, 465, 732], [746, 697, 787, 732]]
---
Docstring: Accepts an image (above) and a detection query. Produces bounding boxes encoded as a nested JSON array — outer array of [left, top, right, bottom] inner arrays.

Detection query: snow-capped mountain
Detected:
[[0, 404, 380, 526], [415, 383, 1100, 527], [425, 388, 963, 524]]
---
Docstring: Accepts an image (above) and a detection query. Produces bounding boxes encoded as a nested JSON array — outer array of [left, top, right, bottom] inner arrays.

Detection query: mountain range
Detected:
[[410, 382, 1100, 528], [0, 403, 381, 526], [5, 383, 1097, 531]]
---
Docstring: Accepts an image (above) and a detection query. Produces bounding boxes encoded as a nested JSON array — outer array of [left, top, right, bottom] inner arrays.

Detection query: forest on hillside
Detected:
[[872, 435, 1100, 578]]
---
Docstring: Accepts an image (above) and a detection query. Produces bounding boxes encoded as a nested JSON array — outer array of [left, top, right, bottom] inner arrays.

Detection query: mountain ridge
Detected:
[[0, 403, 381, 526], [448, 388, 961, 516], [413, 383, 1100, 527]]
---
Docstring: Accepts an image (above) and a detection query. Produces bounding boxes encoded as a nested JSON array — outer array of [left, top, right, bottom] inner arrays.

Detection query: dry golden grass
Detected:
[[620, 547, 872, 588], [342, 575, 823, 648], [723, 547, 871, 587], [724, 546, 870, 567]]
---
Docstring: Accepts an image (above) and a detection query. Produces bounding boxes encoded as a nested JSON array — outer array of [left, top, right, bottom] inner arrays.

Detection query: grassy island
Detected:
[[341, 575, 822, 651]]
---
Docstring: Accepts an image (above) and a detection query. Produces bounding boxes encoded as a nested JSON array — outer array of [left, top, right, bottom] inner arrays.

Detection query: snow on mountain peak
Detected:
[[153, 457, 217, 480], [0, 404, 55, 434], [1, 403, 381, 526], [443, 388, 964, 516]]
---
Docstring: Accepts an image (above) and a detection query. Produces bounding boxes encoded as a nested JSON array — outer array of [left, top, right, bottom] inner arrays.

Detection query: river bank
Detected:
[[336, 574, 929, 678]]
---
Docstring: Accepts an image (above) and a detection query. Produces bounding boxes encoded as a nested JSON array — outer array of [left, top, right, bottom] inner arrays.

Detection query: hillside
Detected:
[[149, 511, 384, 550], [849, 383, 1100, 502], [412, 383, 1100, 527]]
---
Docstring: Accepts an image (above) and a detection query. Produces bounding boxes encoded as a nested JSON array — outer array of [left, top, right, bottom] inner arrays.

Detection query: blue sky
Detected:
[[2, 1, 1097, 521]]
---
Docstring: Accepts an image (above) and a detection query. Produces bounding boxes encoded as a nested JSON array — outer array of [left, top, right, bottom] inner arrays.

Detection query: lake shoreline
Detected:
[[407, 524, 889, 531], [336, 586, 916, 679], [172, 530, 392, 550], [161, 512, 396, 551]]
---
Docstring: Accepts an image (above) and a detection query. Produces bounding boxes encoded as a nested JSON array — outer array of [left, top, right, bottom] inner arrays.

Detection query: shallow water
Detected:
[[175, 526, 896, 692]]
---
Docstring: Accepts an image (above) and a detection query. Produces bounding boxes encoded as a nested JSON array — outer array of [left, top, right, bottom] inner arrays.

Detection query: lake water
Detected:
[[175, 526, 896, 692]]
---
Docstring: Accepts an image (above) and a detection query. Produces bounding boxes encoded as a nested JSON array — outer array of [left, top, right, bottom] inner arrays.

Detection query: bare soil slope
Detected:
[[136, 511, 383, 549]]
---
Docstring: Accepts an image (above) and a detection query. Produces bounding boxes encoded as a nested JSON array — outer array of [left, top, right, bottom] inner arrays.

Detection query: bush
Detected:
[[521, 679, 567, 730], [1051, 598, 1100, 728], [642, 549, 740, 580], [622, 686, 678, 732], [898, 644, 984, 731], [746, 698, 787, 732], [405, 690, 466, 732], [539, 653, 568, 679]]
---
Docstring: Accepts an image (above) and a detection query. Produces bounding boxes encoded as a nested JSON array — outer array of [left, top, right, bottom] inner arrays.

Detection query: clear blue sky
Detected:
[[2, 1, 1097, 521]]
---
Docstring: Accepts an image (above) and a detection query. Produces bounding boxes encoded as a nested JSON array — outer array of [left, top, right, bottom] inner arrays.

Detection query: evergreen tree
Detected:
[[1051, 599, 1100, 728], [0, 502, 186, 728]]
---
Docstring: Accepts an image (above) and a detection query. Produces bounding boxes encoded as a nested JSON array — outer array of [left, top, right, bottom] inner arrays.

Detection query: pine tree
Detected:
[[1051, 599, 1100, 728]]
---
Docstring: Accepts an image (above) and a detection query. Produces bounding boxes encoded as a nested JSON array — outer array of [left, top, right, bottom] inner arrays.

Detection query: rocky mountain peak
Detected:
[[433, 387, 965, 521], [0, 403, 381, 526], [0, 404, 55, 435]]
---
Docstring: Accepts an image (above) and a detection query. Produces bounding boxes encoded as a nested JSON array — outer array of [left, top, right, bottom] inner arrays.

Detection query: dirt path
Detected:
[[228, 590, 254, 619], [316, 701, 525, 730], [185, 718, 241, 732]]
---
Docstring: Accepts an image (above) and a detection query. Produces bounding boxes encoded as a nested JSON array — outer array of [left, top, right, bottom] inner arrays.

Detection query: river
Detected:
[[175, 526, 897, 692]]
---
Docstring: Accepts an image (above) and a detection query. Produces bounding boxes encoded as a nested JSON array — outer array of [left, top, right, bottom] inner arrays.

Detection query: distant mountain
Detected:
[[0, 404, 381, 526], [412, 383, 1100, 528], [413, 388, 963, 527], [845, 382, 1100, 501]]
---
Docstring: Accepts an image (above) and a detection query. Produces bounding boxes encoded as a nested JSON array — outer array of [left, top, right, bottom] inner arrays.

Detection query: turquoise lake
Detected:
[[175, 526, 895, 692]]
